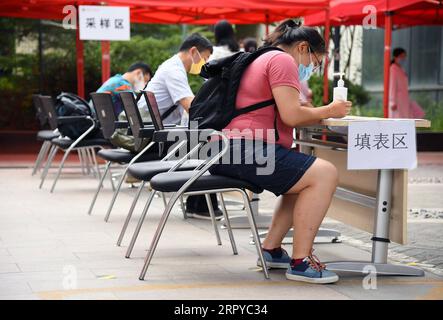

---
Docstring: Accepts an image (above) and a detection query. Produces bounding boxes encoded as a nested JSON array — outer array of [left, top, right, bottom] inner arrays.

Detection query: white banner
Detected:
[[347, 120, 417, 170], [79, 6, 130, 41]]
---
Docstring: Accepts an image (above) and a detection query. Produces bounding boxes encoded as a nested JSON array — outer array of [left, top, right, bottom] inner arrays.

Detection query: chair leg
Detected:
[[104, 141, 156, 222], [103, 166, 130, 222], [205, 194, 222, 246], [239, 189, 269, 279], [125, 190, 156, 258], [49, 147, 72, 193], [139, 191, 178, 280], [37, 141, 52, 174], [91, 148, 102, 181], [179, 196, 187, 219], [78, 149, 86, 175], [218, 193, 238, 255], [39, 145, 58, 189], [88, 147, 99, 179], [79, 149, 87, 174], [85, 148, 95, 177], [117, 181, 146, 246], [108, 166, 116, 191], [32, 140, 49, 176], [87, 161, 111, 215], [161, 192, 167, 208]]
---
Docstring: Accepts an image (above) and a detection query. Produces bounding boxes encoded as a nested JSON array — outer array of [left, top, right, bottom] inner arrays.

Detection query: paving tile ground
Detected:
[[0, 163, 442, 300]]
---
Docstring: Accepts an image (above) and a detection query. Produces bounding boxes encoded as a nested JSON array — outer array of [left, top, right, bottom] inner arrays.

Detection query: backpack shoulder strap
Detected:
[[234, 99, 275, 116], [161, 104, 179, 120]]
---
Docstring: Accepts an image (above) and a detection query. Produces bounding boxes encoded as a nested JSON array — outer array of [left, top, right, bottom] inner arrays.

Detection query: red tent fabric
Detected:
[[304, 0, 443, 28], [1, 0, 329, 24], [0, 0, 331, 98]]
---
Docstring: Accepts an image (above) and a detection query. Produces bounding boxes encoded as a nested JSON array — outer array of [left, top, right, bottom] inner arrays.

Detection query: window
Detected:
[[410, 26, 441, 87]]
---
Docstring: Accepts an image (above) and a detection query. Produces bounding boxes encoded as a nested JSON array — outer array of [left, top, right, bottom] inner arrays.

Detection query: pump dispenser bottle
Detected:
[[333, 73, 348, 101]]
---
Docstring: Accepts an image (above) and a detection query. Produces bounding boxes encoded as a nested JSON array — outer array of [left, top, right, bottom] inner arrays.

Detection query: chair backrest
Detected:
[[119, 91, 145, 150], [32, 94, 47, 127], [90, 92, 117, 139], [143, 91, 164, 131], [39, 95, 58, 130]]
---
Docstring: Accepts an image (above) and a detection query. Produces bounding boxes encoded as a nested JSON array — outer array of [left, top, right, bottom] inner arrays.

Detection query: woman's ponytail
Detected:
[[263, 19, 327, 55]]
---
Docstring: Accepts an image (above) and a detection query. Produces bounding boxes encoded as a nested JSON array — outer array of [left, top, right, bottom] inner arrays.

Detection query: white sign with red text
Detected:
[[79, 6, 130, 41]]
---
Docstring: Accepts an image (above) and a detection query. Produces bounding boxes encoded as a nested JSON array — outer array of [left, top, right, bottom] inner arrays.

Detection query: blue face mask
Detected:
[[299, 63, 314, 82], [298, 48, 314, 82], [298, 49, 314, 81]]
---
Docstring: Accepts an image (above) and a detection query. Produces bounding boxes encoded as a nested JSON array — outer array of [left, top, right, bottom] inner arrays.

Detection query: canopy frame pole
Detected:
[[265, 12, 270, 36], [101, 40, 111, 83], [323, 6, 330, 104], [75, 13, 85, 98], [383, 11, 393, 118], [321, 5, 331, 142]]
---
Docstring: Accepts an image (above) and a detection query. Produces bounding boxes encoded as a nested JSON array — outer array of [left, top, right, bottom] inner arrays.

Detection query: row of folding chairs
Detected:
[[31, 90, 270, 281], [32, 94, 113, 192]]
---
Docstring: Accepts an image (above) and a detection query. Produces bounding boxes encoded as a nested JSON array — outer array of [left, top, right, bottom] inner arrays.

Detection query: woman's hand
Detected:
[[327, 100, 352, 118]]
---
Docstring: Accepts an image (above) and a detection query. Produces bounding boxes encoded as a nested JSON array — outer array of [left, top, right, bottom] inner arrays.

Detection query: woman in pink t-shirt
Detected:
[[209, 20, 352, 284]]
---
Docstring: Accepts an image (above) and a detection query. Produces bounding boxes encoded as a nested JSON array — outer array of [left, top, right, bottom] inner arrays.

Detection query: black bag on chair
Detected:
[[55, 92, 99, 140]]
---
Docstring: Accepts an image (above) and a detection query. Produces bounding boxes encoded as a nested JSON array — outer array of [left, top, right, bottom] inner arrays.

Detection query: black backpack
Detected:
[[189, 46, 284, 140], [55, 92, 99, 140]]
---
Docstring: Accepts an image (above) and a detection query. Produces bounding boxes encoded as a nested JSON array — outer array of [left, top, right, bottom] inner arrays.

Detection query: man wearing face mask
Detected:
[[140, 33, 220, 220], [142, 33, 213, 126], [96, 62, 153, 116]]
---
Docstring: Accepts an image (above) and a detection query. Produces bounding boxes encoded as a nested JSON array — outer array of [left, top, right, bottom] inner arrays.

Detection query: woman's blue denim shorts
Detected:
[[208, 138, 317, 196]]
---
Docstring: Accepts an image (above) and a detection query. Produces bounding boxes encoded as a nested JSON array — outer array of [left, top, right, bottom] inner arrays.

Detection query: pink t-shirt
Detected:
[[223, 50, 300, 149]]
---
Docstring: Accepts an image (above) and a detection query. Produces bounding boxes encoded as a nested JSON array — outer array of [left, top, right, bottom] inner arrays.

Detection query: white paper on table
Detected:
[[347, 120, 417, 170]]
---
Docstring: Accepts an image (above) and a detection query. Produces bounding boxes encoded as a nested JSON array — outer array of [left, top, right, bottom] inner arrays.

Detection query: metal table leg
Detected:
[[325, 169, 424, 276]]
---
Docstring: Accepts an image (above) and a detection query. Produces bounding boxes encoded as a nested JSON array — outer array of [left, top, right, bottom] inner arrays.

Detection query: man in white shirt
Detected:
[[139, 33, 221, 220], [140, 33, 213, 125]]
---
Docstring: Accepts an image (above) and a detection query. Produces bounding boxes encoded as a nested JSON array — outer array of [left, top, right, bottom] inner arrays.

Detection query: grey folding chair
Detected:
[[31, 94, 60, 176], [87, 92, 165, 217], [116, 91, 202, 252], [137, 128, 269, 280], [38, 95, 112, 192], [98, 91, 165, 223]]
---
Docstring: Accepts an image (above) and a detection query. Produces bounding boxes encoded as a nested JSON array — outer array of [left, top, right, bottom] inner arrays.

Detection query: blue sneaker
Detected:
[[286, 255, 339, 284], [257, 247, 291, 269]]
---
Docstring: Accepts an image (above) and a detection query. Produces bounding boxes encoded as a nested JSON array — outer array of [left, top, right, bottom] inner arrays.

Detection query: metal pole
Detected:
[[371, 169, 393, 264], [101, 40, 111, 83], [383, 12, 393, 118], [323, 7, 330, 105], [75, 11, 85, 98], [333, 26, 341, 87]]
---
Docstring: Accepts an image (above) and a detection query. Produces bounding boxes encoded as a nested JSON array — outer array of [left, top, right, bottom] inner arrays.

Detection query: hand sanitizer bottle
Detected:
[[333, 73, 348, 101]]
